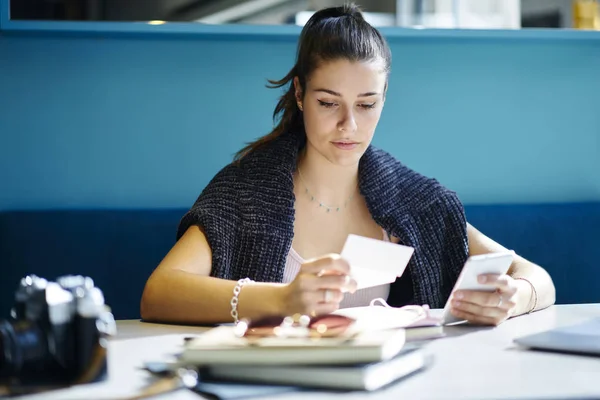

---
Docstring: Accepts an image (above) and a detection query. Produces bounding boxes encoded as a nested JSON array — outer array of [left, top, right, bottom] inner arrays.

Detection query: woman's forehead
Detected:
[[306, 59, 387, 94]]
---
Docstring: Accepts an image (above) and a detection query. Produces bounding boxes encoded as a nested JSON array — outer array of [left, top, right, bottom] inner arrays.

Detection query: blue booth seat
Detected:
[[0, 209, 183, 320], [0, 202, 598, 320]]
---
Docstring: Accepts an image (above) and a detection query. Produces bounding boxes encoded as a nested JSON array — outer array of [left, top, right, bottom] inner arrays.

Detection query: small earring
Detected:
[[297, 102, 303, 111]]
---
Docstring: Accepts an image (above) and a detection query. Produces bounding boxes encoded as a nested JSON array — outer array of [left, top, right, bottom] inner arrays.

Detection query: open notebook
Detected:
[[333, 298, 446, 341]]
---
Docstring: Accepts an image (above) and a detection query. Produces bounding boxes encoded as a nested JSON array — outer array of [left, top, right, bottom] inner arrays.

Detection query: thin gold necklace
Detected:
[[297, 168, 355, 213]]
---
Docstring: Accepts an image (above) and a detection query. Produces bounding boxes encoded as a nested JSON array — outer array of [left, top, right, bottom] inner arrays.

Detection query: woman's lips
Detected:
[[332, 141, 359, 150]]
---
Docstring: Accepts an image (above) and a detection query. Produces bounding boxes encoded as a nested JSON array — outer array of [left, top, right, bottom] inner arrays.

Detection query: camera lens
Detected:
[[0, 319, 50, 384]]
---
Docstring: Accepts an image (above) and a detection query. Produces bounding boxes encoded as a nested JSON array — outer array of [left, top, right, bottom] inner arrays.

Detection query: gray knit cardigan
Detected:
[[177, 132, 469, 308]]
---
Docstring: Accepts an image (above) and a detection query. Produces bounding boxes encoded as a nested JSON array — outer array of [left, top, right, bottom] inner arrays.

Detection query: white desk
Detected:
[[11, 304, 600, 400]]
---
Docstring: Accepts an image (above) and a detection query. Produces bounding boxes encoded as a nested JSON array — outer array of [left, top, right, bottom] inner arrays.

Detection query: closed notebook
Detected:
[[179, 325, 407, 366], [199, 347, 429, 391], [333, 298, 445, 341]]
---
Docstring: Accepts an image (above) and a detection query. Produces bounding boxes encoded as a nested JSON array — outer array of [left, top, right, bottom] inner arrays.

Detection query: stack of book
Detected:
[[174, 325, 430, 391]]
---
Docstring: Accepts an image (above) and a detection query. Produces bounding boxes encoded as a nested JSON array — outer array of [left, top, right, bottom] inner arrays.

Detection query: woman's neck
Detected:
[[296, 146, 359, 208]]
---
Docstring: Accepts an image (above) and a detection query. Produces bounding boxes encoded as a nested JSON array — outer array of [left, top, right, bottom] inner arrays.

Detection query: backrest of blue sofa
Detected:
[[0, 209, 186, 320], [0, 202, 598, 320], [465, 202, 600, 305]]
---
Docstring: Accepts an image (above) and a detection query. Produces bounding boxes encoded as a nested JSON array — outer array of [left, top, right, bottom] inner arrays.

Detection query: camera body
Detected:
[[0, 275, 116, 389]]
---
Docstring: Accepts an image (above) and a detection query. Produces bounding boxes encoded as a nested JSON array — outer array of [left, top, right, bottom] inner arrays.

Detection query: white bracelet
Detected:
[[231, 278, 253, 324]]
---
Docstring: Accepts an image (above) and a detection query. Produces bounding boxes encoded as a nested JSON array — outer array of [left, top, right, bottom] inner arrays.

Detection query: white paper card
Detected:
[[340, 234, 414, 290]]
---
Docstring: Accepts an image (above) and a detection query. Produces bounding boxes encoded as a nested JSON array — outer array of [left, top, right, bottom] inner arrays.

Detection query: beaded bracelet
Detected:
[[231, 278, 253, 324], [515, 277, 538, 314]]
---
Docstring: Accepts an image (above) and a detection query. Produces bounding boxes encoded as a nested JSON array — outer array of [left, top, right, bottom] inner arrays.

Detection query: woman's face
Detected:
[[295, 58, 387, 167]]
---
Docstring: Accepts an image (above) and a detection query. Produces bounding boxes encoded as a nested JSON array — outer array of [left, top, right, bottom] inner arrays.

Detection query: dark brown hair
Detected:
[[234, 3, 392, 162]]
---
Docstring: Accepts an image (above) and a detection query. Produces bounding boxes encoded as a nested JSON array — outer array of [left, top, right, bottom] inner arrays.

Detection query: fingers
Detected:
[[477, 274, 512, 291], [448, 274, 526, 326], [451, 276, 519, 325], [297, 273, 355, 292], [301, 254, 350, 276], [453, 289, 515, 310], [299, 255, 357, 293], [287, 254, 358, 316], [452, 295, 506, 314], [297, 288, 344, 305], [454, 273, 518, 309], [292, 289, 344, 316]]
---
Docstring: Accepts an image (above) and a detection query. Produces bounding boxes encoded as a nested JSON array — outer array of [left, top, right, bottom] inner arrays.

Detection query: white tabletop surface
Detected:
[[8, 304, 600, 400]]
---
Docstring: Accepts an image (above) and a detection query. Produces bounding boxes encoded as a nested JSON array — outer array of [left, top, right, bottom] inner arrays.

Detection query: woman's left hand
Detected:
[[449, 274, 519, 326]]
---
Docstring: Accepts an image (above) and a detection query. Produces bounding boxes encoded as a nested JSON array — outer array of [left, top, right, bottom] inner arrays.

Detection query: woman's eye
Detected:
[[318, 100, 336, 108], [317, 100, 376, 109]]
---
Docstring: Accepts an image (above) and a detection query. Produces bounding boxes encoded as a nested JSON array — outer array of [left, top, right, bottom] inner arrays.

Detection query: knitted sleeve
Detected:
[[403, 184, 469, 308], [437, 188, 470, 301], [176, 164, 242, 280]]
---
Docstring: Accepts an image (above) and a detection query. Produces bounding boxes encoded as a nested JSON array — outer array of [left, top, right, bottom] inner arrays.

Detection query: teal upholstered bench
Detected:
[[0, 202, 598, 319]]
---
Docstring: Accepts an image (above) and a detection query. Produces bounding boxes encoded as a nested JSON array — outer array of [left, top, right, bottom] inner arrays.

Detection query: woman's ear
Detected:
[[293, 77, 303, 103]]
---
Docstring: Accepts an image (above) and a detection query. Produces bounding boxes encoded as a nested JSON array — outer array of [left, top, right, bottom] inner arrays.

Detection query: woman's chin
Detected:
[[327, 149, 364, 167]]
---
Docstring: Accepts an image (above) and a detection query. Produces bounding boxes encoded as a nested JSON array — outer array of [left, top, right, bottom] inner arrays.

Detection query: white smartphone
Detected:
[[441, 250, 515, 324]]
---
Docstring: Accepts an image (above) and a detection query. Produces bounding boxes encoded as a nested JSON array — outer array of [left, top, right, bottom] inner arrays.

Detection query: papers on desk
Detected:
[[333, 301, 445, 341]]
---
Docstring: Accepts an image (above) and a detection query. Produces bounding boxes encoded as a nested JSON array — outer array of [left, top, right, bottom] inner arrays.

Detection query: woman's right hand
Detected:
[[281, 254, 357, 316]]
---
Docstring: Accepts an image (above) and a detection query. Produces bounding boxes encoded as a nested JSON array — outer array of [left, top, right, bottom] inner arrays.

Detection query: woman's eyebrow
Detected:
[[313, 88, 379, 97]]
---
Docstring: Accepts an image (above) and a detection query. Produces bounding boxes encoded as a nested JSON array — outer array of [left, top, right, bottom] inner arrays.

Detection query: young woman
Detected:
[[140, 4, 555, 327]]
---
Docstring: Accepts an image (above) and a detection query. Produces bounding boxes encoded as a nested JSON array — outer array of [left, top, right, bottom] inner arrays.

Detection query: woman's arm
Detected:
[[140, 225, 354, 325], [140, 225, 286, 325], [466, 223, 556, 316]]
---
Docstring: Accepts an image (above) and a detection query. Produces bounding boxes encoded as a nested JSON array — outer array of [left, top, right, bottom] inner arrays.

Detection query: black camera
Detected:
[[0, 275, 116, 392]]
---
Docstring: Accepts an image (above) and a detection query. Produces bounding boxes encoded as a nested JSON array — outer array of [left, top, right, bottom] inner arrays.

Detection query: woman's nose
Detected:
[[337, 109, 357, 133]]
